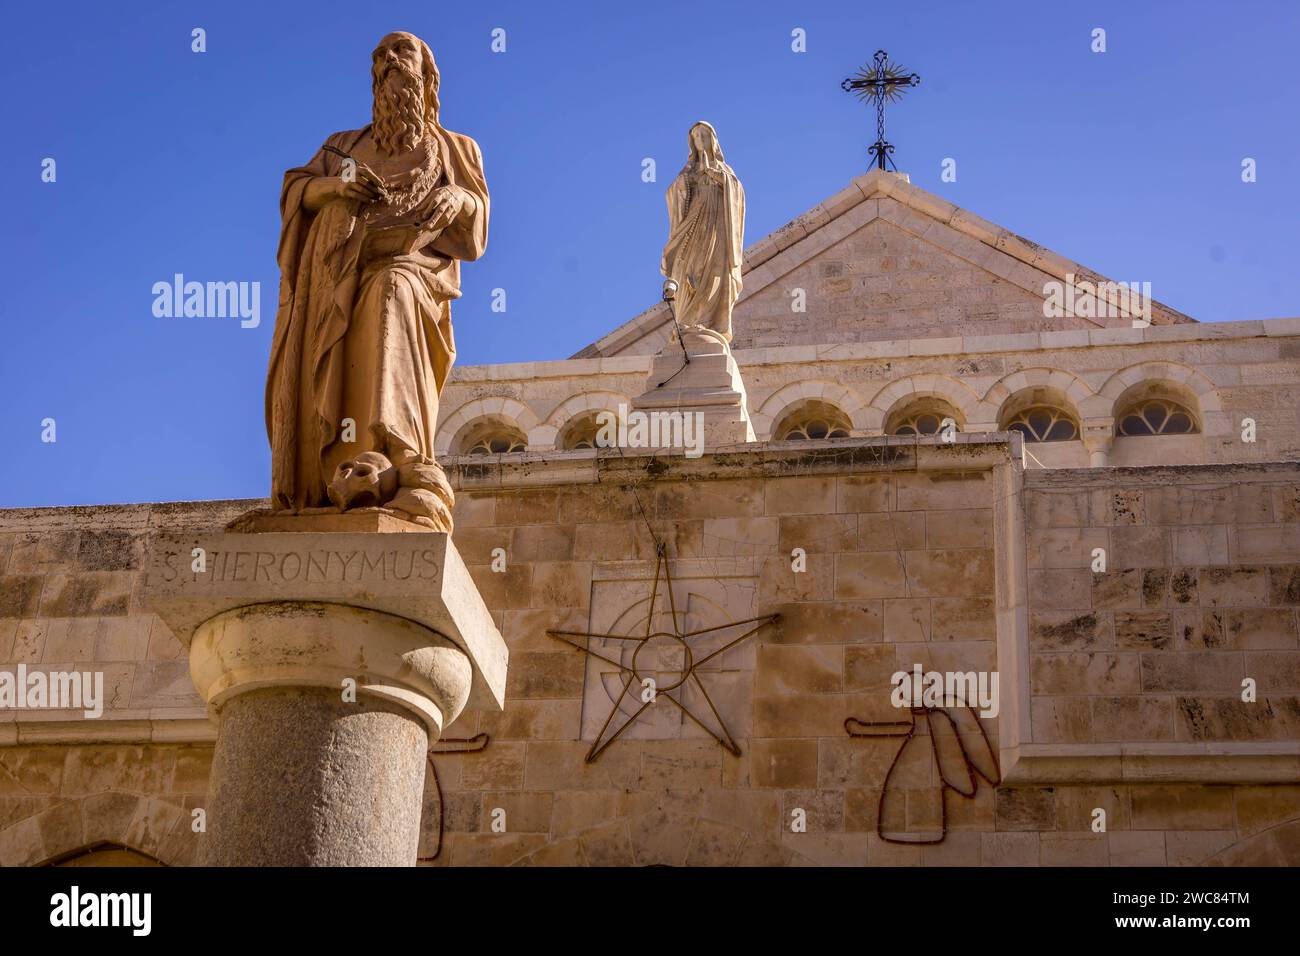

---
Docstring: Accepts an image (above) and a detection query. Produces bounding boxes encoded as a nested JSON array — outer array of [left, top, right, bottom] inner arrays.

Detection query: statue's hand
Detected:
[[421, 186, 466, 233], [303, 175, 382, 211]]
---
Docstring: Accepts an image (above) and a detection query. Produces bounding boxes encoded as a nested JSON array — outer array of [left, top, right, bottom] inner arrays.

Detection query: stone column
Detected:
[[146, 532, 507, 867], [1081, 418, 1116, 467]]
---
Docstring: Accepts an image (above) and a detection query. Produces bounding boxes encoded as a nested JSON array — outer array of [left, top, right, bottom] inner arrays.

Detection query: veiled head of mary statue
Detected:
[[371, 32, 441, 155], [688, 121, 725, 169]]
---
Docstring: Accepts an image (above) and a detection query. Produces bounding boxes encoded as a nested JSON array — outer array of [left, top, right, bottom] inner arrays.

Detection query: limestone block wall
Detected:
[[0, 744, 208, 866], [438, 318, 1300, 468], [2, 444, 1299, 866], [424, 443, 1001, 864], [1023, 464, 1300, 753], [415, 446, 1300, 866], [0, 502, 233, 865], [732, 217, 1050, 348], [0, 500, 245, 728]]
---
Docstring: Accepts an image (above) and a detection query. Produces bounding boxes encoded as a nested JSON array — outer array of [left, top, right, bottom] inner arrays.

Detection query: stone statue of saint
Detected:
[[661, 121, 745, 342], [264, 31, 489, 530]]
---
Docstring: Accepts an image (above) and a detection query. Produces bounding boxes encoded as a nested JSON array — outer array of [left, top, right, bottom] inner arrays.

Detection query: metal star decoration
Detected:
[[548, 545, 778, 763]]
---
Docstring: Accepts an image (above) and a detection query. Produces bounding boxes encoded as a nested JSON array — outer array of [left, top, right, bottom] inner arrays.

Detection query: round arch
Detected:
[[1098, 361, 1224, 435], [542, 390, 632, 450], [982, 367, 1098, 423], [0, 792, 190, 867], [751, 381, 868, 440], [436, 397, 539, 456], [865, 374, 989, 434]]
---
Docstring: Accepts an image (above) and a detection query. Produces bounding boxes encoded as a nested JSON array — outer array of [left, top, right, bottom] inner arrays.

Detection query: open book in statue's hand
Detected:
[[359, 187, 467, 263], [361, 222, 443, 261]]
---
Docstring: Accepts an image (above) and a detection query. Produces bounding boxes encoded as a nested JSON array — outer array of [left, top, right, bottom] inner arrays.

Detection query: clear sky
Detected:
[[2, 0, 1297, 508]]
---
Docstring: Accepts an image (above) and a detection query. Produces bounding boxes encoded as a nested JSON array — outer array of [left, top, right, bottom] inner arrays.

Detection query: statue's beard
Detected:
[[372, 64, 426, 156]]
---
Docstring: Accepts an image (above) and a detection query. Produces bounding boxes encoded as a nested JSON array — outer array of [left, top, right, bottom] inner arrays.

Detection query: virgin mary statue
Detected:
[[661, 121, 745, 342]]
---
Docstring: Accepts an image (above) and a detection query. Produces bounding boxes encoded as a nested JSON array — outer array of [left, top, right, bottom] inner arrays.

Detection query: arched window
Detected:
[[1005, 405, 1079, 442], [885, 398, 963, 437], [1116, 398, 1199, 436], [457, 419, 528, 455], [998, 386, 1081, 444], [773, 400, 852, 441], [557, 411, 606, 450], [47, 843, 164, 867]]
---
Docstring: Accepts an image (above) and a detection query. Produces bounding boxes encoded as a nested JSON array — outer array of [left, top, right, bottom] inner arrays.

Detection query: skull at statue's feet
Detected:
[[327, 452, 399, 510]]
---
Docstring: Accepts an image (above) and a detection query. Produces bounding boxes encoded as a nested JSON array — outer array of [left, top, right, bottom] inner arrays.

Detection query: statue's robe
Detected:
[[661, 160, 745, 340], [266, 124, 488, 510]]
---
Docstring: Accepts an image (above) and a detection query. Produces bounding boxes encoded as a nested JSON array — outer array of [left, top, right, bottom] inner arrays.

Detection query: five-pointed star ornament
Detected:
[[548, 545, 779, 763]]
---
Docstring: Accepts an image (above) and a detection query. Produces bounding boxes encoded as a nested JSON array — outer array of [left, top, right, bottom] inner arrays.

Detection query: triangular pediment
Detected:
[[573, 169, 1194, 358]]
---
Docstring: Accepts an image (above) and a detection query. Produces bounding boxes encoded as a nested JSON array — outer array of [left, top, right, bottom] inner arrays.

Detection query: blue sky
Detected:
[[2, 0, 1297, 507]]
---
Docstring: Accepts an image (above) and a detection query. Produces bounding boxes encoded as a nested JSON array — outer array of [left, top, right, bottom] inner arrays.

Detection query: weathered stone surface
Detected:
[[750, 739, 819, 788], [5, 439, 1300, 868], [204, 687, 427, 866], [144, 531, 506, 711], [1130, 786, 1234, 830]]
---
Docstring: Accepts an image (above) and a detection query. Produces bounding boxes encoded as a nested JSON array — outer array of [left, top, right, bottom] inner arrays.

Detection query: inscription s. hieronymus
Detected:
[[157, 548, 440, 584]]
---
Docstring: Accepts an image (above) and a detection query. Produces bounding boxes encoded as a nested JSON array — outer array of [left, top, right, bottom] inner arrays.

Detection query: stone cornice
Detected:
[[1002, 743, 1300, 785], [451, 316, 1300, 386], [0, 715, 216, 746], [446, 433, 1019, 492]]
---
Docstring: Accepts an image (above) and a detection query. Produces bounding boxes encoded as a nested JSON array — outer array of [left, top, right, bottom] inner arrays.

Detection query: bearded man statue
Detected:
[[264, 31, 489, 531], [661, 121, 745, 342]]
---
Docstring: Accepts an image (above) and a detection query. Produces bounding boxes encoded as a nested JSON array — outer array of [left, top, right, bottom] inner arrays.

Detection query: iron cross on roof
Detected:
[[841, 50, 921, 171]]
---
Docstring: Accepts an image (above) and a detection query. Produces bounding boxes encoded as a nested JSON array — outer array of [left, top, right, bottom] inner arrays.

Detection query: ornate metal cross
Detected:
[[841, 50, 921, 171]]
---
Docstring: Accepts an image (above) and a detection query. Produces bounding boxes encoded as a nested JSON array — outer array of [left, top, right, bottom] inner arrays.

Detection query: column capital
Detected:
[[190, 601, 472, 735], [144, 531, 507, 712], [1080, 417, 1116, 466]]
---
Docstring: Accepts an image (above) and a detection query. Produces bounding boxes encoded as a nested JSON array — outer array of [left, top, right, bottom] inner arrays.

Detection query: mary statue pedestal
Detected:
[[634, 322, 757, 448], [632, 122, 755, 450]]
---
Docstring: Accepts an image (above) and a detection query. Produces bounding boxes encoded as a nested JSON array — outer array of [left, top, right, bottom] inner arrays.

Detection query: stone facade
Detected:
[[440, 318, 1300, 468], [437, 175, 1299, 470], [1023, 464, 1300, 755], [3, 440, 1299, 866], [3, 170, 1299, 867]]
